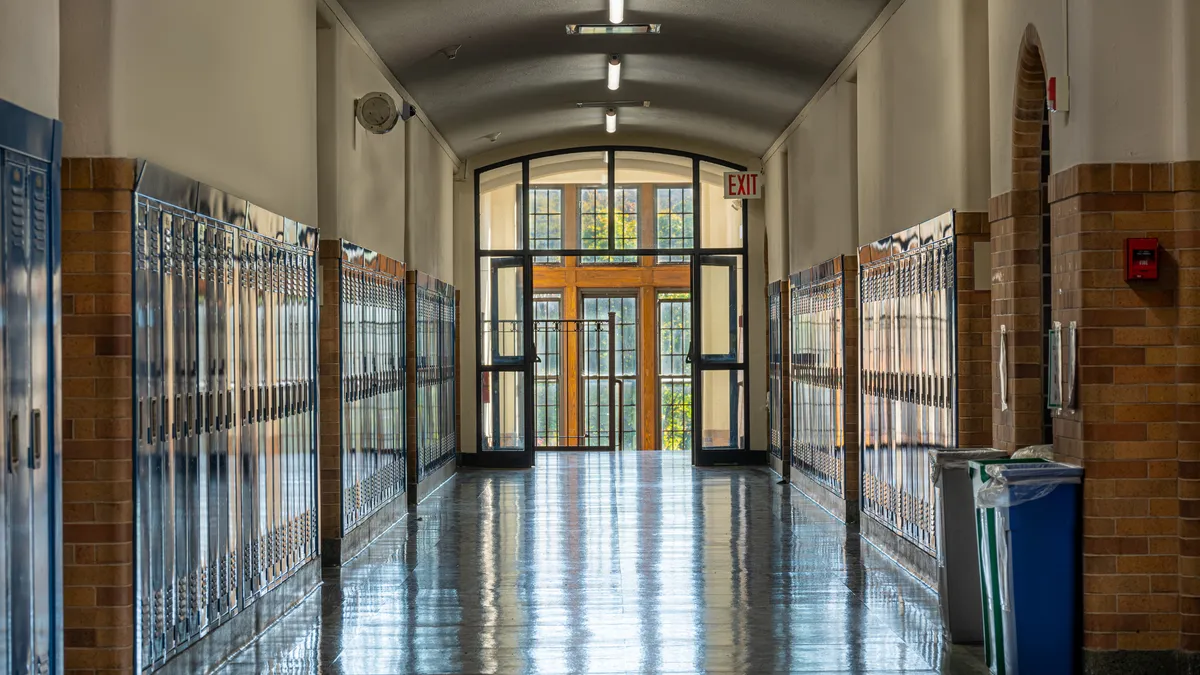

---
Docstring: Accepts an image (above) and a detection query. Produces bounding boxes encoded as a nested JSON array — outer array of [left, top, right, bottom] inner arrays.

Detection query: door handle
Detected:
[[8, 413, 19, 473], [32, 408, 42, 469], [685, 343, 694, 365]]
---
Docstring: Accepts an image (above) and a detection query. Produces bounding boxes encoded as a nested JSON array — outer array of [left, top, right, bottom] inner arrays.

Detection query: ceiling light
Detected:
[[608, 55, 621, 91], [610, 0, 624, 24], [565, 24, 661, 35], [575, 100, 649, 108], [605, 108, 617, 134]]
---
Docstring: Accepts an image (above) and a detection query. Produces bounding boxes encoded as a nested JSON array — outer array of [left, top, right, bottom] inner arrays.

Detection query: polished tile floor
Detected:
[[217, 452, 989, 674]]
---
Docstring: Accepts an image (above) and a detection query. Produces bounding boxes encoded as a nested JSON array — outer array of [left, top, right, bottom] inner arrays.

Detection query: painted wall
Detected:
[[316, 18, 407, 261], [1173, 0, 1200, 159], [785, 81, 858, 271], [406, 119, 456, 283], [763, 150, 788, 281], [61, 0, 318, 224], [988, 0, 1186, 194], [855, 0, 990, 244], [0, 0, 59, 119]]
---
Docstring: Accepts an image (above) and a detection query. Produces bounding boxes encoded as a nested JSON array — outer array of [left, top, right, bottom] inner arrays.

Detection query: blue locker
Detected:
[[0, 98, 64, 675]]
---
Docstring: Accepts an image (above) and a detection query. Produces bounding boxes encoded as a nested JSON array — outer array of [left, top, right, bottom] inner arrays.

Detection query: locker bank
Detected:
[[4, 0, 1200, 673]]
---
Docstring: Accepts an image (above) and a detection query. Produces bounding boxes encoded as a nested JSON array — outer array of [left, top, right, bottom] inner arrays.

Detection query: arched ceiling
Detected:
[[338, 0, 889, 160]]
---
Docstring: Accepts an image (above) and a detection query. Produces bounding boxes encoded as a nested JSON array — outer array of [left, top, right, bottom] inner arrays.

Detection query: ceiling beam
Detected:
[[320, 0, 463, 169]]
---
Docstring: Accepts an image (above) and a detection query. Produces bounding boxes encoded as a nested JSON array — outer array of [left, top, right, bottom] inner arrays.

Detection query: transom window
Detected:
[[528, 187, 563, 264], [656, 186, 693, 264], [579, 186, 638, 264]]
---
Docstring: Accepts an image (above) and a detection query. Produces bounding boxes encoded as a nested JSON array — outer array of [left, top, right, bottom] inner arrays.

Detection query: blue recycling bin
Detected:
[[971, 461, 1083, 675]]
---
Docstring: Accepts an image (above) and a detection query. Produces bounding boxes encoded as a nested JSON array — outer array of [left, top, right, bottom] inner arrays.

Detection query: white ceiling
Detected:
[[338, 0, 890, 159]]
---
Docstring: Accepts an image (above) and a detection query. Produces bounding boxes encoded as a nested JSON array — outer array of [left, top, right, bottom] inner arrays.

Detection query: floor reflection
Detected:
[[217, 452, 988, 674]]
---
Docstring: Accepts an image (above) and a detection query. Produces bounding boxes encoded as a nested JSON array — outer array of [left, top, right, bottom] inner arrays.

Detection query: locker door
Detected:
[[220, 228, 239, 615], [28, 162, 53, 674], [4, 154, 35, 675]]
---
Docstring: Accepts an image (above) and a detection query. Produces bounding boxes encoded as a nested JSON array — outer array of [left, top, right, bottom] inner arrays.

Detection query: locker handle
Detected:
[[7, 414, 18, 474], [32, 408, 42, 469]]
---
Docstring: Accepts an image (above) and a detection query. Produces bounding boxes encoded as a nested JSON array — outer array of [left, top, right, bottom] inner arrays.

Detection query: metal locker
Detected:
[[3, 137, 62, 675], [858, 217, 958, 556], [131, 165, 320, 672]]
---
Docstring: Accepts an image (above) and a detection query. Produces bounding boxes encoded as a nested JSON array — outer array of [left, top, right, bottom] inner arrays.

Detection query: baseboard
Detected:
[[155, 558, 321, 675], [860, 513, 937, 589], [1084, 649, 1199, 675], [322, 492, 409, 567], [789, 468, 858, 526], [411, 458, 457, 504]]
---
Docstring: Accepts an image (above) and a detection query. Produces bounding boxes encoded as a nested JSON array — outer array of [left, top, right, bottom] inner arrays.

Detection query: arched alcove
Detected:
[[994, 25, 1053, 452]]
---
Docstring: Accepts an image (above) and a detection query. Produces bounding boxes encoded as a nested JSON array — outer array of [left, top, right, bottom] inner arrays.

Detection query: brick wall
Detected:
[[317, 242, 343, 548], [61, 157, 137, 674], [1045, 162, 1188, 655]]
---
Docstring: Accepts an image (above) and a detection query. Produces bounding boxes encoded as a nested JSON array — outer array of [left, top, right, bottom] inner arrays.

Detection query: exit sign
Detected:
[[724, 172, 763, 199]]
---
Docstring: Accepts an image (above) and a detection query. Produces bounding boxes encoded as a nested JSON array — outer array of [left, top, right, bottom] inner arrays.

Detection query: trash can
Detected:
[[929, 448, 1008, 644], [970, 459, 1083, 675]]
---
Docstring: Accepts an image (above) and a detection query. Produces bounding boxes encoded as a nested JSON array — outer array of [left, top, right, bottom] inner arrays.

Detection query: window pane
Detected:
[[700, 161, 743, 248], [533, 294, 562, 446], [658, 292, 692, 450], [655, 186, 694, 263], [479, 256, 523, 365], [525, 186, 563, 263], [579, 186, 637, 264], [581, 295, 638, 449], [701, 370, 744, 450], [480, 164, 522, 250], [481, 371, 525, 451]]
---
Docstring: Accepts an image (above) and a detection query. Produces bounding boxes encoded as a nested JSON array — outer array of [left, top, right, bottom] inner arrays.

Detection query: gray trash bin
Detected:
[[929, 448, 1009, 644]]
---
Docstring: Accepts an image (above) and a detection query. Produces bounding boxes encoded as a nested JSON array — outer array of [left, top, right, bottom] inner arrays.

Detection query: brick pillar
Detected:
[[60, 157, 137, 673], [1048, 162, 1184, 658], [841, 258, 860, 513], [955, 212, 994, 448], [317, 242, 343, 564], [1176, 161, 1200, 657], [990, 189, 1045, 453]]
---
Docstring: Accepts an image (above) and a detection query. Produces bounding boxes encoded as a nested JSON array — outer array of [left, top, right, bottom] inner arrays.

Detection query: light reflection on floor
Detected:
[[216, 452, 988, 674]]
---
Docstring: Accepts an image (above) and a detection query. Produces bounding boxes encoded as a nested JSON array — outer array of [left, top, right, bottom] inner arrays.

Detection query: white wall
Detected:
[[988, 0, 1182, 194], [406, 119, 456, 283], [763, 150, 788, 281], [61, 0, 318, 224], [786, 81, 858, 271], [316, 18, 407, 261], [1, 0, 59, 119], [856, 0, 990, 245]]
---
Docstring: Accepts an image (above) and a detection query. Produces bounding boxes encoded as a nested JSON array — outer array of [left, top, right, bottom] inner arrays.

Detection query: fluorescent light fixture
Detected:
[[605, 108, 617, 134], [575, 100, 650, 108], [565, 24, 661, 35], [610, 0, 624, 24], [608, 55, 621, 91]]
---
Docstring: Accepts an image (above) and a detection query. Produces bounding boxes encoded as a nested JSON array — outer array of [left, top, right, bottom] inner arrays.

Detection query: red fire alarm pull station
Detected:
[[1125, 238, 1159, 281]]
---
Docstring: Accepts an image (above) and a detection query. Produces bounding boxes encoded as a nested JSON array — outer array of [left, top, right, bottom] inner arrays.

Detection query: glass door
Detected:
[[478, 254, 534, 467], [693, 254, 747, 464]]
